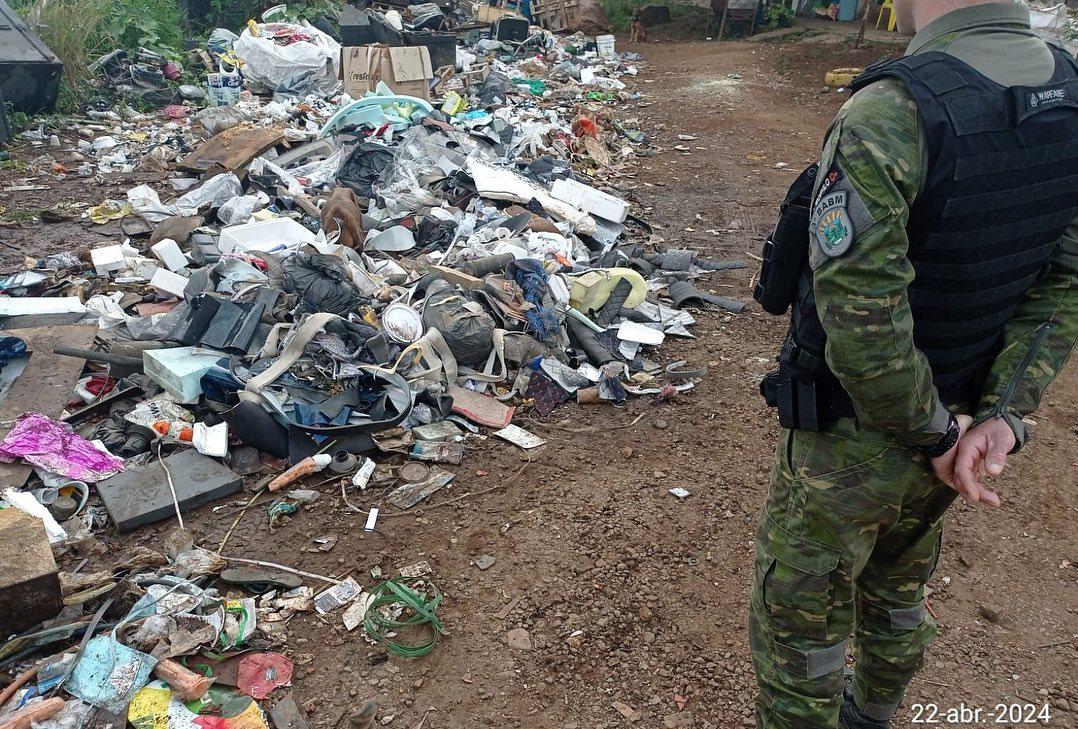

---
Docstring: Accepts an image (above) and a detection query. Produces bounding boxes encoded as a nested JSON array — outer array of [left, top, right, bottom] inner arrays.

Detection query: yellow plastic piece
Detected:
[[566, 268, 648, 313], [825, 68, 863, 89]]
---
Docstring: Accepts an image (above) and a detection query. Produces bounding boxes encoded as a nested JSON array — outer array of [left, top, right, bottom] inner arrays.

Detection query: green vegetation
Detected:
[[602, 0, 709, 33], [765, 2, 794, 29], [3, 102, 30, 133]]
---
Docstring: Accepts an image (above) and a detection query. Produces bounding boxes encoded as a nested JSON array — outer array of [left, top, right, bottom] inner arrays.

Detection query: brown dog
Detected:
[[629, 9, 647, 42], [320, 186, 365, 251]]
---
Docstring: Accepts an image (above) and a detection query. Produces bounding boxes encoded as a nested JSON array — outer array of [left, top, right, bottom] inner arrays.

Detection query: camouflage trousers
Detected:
[[750, 419, 955, 728]]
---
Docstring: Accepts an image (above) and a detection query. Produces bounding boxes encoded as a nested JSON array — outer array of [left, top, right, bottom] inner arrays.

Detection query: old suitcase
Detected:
[[0, 0, 63, 113]]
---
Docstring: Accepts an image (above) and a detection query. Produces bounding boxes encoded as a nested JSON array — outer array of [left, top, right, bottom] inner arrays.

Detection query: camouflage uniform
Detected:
[[751, 3, 1078, 727]]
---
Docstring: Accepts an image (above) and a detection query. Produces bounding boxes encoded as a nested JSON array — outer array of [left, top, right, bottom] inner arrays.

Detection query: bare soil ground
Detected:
[[1, 31, 1075, 729]]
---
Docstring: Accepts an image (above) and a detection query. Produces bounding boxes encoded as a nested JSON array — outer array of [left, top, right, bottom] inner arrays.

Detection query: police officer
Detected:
[[750, 1, 1078, 727]]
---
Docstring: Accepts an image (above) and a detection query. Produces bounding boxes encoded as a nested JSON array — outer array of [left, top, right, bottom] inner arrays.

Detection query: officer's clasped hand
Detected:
[[929, 414, 971, 494], [949, 418, 1013, 507]]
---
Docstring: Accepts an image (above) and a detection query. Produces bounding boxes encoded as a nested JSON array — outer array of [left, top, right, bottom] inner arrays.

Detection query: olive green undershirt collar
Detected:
[[907, 2, 1031, 55]]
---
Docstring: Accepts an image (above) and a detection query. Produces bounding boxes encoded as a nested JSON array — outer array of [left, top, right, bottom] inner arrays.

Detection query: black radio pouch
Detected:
[[753, 163, 818, 315]]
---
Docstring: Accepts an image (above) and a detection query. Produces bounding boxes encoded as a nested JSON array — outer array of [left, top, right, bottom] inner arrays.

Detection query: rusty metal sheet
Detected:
[[0, 324, 99, 489], [178, 124, 285, 173]]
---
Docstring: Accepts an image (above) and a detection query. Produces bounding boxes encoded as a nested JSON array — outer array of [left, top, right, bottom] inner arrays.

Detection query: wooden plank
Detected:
[[0, 324, 99, 490], [178, 124, 285, 174]]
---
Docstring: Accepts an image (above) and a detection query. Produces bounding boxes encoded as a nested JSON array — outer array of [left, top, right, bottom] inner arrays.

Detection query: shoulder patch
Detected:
[[811, 184, 854, 258]]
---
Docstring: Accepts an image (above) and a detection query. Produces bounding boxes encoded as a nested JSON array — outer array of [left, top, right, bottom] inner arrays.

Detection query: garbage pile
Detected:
[[0, 6, 744, 725]]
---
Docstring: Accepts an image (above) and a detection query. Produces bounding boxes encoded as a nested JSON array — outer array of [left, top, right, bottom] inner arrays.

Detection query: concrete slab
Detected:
[[96, 449, 242, 531], [0, 508, 62, 636]]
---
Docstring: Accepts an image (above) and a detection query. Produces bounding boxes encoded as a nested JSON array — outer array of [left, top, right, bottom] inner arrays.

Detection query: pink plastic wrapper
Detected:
[[0, 412, 125, 482], [236, 652, 293, 699]]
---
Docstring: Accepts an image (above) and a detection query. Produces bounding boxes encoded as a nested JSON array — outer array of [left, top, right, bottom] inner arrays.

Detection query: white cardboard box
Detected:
[[549, 178, 629, 224]]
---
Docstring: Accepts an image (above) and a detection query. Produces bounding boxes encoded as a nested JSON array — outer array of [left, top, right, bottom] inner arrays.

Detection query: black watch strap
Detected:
[[921, 414, 960, 459]]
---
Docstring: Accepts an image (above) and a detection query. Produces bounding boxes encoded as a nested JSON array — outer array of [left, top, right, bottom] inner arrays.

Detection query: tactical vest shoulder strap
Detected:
[[1046, 42, 1078, 76], [849, 53, 961, 94]]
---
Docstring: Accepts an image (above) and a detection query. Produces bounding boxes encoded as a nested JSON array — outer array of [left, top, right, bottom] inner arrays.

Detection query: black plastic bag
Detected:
[[282, 252, 365, 316], [337, 142, 394, 198]]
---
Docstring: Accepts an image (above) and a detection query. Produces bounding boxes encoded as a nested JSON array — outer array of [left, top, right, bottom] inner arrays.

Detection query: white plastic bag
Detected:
[[207, 65, 242, 107], [128, 174, 244, 222], [233, 21, 341, 96], [217, 192, 270, 225]]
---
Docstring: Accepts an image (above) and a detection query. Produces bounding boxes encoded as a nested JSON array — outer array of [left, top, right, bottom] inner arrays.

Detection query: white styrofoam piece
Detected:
[[466, 159, 597, 235], [616, 320, 665, 346], [0, 297, 87, 316], [550, 177, 629, 224], [150, 238, 188, 271], [149, 268, 189, 299], [366, 225, 416, 252], [219, 217, 315, 255], [90, 245, 126, 275]]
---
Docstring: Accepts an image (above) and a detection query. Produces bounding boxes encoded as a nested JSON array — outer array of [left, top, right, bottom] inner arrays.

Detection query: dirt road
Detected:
[[2, 32, 1075, 729]]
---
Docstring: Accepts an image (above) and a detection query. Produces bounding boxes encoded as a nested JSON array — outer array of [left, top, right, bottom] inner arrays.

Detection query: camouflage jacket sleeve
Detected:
[[973, 220, 1078, 448], [811, 80, 951, 447]]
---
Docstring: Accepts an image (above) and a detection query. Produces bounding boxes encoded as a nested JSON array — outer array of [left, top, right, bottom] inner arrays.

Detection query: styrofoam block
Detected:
[[219, 217, 315, 255], [550, 178, 629, 224], [150, 238, 188, 271], [90, 245, 126, 275], [150, 268, 189, 299]]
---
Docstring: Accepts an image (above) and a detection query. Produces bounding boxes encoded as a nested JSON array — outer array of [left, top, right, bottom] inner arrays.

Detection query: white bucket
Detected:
[[596, 35, 616, 60]]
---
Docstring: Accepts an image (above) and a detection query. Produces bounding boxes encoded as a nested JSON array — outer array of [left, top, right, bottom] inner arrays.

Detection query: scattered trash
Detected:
[[493, 425, 546, 450], [314, 577, 363, 614], [363, 579, 445, 658], [0, 11, 755, 723]]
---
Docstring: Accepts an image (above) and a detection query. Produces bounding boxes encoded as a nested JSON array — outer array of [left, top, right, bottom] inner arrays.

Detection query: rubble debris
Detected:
[[96, 450, 242, 530], [0, 509, 62, 636], [505, 627, 532, 651]]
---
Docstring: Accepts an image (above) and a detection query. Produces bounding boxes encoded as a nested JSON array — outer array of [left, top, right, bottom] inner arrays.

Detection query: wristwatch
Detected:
[[921, 414, 960, 460]]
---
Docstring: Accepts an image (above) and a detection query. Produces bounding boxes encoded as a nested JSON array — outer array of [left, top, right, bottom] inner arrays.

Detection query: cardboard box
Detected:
[[474, 4, 519, 23], [342, 45, 433, 100]]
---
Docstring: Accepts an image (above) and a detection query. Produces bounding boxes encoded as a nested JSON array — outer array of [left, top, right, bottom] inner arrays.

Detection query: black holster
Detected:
[[760, 370, 823, 431], [754, 163, 818, 315], [760, 332, 857, 431]]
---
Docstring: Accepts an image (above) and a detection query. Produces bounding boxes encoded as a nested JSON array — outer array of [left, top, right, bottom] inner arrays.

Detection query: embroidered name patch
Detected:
[[811, 190, 854, 257]]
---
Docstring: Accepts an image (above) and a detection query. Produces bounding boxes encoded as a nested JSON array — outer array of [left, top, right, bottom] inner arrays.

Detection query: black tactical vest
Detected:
[[778, 47, 1078, 420]]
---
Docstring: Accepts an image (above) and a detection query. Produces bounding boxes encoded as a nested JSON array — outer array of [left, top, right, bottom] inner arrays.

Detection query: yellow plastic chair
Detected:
[[876, 0, 897, 32]]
